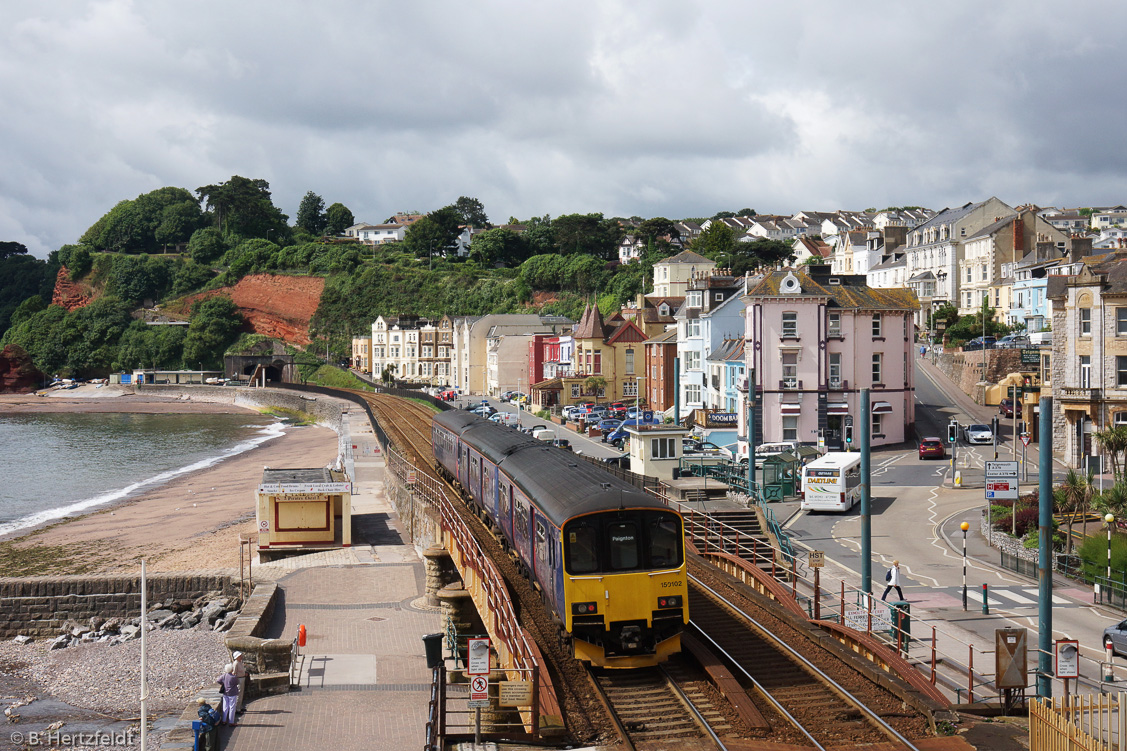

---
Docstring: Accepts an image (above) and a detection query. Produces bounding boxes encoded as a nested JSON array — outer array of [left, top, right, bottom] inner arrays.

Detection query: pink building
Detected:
[[741, 267, 919, 454]]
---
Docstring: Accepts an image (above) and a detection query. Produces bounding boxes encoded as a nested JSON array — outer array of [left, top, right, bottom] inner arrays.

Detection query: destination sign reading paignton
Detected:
[[257, 482, 352, 494]]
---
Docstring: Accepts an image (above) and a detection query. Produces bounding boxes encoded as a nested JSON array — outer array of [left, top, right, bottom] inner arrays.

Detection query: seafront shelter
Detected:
[[255, 467, 352, 558]]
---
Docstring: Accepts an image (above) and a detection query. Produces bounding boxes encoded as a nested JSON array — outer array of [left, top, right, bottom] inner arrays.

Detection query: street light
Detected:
[[1107, 513, 1116, 581], [961, 521, 970, 611]]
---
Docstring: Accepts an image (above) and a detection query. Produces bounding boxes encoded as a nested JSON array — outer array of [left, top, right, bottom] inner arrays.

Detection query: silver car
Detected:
[[1105, 619, 1127, 656], [962, 424, 993, 444]]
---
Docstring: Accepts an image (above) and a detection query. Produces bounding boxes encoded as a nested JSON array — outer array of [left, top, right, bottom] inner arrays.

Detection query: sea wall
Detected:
[[0, 572, 234, 638], [136, 384, 351, 462]]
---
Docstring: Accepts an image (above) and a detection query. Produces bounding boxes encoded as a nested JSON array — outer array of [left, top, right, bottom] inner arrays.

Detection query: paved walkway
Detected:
[[219, 406, 443, 751]]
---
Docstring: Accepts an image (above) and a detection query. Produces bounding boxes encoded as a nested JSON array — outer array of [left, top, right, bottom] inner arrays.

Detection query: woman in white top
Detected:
[[881, 559, 904, 602]]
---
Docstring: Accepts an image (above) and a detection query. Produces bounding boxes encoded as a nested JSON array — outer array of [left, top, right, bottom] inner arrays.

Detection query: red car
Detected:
[[919, 437, 946, 459], [999, 398, 1015, 418]]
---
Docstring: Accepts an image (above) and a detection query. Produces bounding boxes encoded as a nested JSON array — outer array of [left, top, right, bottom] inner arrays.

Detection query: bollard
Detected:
[[1106, 643, 1115, 682], [982, 583, 989, 615], [298, 624, 307, 647], [954, 470, 962, 487]]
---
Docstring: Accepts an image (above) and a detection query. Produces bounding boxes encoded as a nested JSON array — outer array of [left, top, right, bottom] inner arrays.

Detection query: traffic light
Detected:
[[844, 424, 853, 444], [948, 421, 958, 443]]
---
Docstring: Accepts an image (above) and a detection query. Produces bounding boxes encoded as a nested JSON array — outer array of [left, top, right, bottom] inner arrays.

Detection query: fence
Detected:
[[1031, 694, 1123, 751]]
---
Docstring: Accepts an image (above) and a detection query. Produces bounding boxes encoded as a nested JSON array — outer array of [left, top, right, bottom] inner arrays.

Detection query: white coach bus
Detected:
[[800, 452, 862, 512]]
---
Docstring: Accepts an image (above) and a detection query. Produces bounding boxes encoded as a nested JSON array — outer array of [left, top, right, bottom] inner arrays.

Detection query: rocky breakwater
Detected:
[[41, 593, 243, 650]]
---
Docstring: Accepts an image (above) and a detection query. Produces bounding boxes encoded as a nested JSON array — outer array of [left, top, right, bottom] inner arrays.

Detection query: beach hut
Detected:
[[255, 467, 352, 559]]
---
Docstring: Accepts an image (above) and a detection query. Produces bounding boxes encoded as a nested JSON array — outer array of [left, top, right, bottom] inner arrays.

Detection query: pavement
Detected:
[[774, 353, 1127, 702], [215, 405, 443, 751]]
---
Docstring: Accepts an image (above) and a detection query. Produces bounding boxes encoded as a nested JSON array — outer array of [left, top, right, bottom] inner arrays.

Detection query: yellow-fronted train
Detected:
[[433, 410, 688, 668]]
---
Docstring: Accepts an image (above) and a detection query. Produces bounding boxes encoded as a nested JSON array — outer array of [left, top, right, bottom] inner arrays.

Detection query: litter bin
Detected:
[[422, 632, 445, 669], [889, 601, 910, 650]]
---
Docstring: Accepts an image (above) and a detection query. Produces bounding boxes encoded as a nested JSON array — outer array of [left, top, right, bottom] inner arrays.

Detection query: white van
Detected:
[[1029, 330, 1052, 346]]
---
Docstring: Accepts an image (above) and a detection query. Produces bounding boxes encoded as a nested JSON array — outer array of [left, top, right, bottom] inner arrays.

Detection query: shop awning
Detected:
[[873, 401, 893, 414], [780, 403, 802, 414], [827, 402, 850, 414]]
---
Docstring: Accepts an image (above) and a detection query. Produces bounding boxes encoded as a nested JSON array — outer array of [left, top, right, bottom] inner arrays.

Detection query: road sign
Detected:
[[470, 674, 489, 702], [985, 461, 1019, 477], [808, 550, 825, 568], [1021, 434, 1032, 447], [467, 637, 491, 675], [985, 481, 1018, 500]]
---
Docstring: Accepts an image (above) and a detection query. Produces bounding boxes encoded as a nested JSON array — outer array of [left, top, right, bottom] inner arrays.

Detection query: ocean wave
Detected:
[[0, 421, 286, 538]]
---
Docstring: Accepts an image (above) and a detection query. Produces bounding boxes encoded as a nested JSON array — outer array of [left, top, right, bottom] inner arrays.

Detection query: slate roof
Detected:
[[707, 337, 745, 363], [572, 302, 607, 339], [644, 328, 679, 345], [745, 269, 919, 311], [656, 249, 713, 265]]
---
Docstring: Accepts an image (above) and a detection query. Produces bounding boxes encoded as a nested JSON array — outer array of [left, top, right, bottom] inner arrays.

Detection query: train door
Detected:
[[498, 479, 513, 543], [533, 514, 549, 594]]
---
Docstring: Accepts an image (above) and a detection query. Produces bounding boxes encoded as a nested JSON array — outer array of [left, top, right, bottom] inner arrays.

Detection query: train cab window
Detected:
[[648, 515, 683, 569], [565, 524, 599, 574], [608, 521, 640, 570]]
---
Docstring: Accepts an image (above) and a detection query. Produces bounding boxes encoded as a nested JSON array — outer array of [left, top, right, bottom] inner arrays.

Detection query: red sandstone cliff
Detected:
[[50, 267, 92, 311], [0, 344, 45, 393], [173, 274, 325, 346]]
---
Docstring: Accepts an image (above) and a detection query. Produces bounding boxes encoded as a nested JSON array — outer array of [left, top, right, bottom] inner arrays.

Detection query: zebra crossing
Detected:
[[947, 586, 1076, 608]]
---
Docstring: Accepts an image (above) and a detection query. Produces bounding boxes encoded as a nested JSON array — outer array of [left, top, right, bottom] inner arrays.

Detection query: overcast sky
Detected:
[[4, 1, 1127, 257]]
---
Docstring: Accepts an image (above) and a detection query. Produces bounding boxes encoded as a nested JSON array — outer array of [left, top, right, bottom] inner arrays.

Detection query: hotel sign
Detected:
[[705, 412, 738, 426]]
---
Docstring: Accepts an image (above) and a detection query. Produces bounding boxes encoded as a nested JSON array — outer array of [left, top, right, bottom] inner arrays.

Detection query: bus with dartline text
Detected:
[[800, 452, 862, 512]]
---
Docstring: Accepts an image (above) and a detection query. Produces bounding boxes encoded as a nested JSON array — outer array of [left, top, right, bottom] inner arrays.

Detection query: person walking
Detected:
[[217, 664, 239, 726], [232, 651, 248, 714], [881, 560, 904, 601]]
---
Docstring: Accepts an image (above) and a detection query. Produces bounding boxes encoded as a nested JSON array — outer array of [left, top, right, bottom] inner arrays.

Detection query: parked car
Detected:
[[999, 398, 1015, 418], [548, 438, 573, 451], [596, 418, 622, 433], [489, 412, 521, 427], [1104, 619, 1127, 656], [1029, 331, 1053, 346], [996, 333, 1030, 349], [963, 336, 997, 351], [755, 441, 798, 457], [564, 403, 594, 420], [530, 426, 556, 440], [524, 423, 548, 435], [962, 424, 994, 444], [683, 438, 726, 456], [607, 402, 627, 419], [918, 437, 946, 459]]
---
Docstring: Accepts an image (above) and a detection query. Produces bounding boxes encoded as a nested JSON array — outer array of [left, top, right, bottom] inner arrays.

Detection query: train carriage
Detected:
[[433, 410, 688, 668]]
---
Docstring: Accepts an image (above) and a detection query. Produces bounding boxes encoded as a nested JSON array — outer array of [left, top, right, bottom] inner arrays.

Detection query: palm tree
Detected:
[[1096, 480, 1127, 519], [1095, 425, 1127, 480], [584, 375, 607, 398], [1059, 469, 1095, 555]]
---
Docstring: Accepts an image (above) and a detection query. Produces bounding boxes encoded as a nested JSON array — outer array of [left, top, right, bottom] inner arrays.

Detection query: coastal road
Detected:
[[783, 354, 1123, 696], [458, 397, 625, 460]]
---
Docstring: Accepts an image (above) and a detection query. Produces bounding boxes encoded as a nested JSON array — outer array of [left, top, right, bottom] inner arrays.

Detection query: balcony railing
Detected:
[[828, 378, 848, 390], [779, 379, 803, 390], [1058, 387, 1101, 401]]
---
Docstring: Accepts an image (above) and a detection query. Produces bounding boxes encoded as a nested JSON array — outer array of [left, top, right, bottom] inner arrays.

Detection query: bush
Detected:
[[1013, 508, 1040, 537]]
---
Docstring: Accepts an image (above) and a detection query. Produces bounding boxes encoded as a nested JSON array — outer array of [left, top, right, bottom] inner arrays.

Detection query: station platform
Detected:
[[219, 405, 443, 751]]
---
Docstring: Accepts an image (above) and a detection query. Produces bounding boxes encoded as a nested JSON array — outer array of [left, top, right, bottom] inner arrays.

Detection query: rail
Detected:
[[689, 576, 922, 751]]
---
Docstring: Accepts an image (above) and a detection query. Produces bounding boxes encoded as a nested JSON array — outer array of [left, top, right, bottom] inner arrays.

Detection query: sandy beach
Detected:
[[0, 392, 340, 575]]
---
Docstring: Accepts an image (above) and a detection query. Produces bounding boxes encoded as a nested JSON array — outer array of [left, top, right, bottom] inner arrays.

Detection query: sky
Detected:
[[3, 0, 1127, 258]]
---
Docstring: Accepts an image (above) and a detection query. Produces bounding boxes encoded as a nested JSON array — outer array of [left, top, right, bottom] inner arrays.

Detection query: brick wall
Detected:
[[0, 572, 234, 638]]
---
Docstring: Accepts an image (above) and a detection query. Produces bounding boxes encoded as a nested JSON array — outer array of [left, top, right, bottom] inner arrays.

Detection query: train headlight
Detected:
[[657, 595, 682, 609], [571, 601, 598, 615]]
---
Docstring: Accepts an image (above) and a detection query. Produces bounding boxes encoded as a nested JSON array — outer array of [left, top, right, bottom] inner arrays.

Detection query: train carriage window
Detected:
[[536, 520, 546, 543], [648, 514, 683, 569], [565, 524, 599, 574], [608, 521, 640, 570]]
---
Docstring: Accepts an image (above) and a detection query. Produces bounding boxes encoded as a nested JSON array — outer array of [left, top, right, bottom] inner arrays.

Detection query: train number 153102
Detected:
[[660, 580, 683, 588]]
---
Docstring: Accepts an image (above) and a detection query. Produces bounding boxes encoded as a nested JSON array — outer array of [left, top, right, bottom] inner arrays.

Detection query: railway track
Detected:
[[345, 392, 934, 749], [589, 662, 728, 751], [688, 575, 926, 750]]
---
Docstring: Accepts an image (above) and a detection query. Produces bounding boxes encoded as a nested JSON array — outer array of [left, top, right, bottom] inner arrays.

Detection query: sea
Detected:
[[0, 412, 283, 538]]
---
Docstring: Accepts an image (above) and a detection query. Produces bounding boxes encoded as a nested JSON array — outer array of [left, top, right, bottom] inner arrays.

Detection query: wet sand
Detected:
[[0, 393, 339, 573]]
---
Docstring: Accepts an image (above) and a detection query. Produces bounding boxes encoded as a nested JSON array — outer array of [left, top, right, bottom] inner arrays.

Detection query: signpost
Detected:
[[985, 461, 1019, 501], [467, 637, 491, 741], [808, 550, 824, 619]]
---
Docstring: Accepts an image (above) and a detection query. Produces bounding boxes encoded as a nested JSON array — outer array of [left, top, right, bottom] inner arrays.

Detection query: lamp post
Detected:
[[1107, 513, 1116, 581], [961, 521, 970, 611]]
